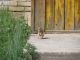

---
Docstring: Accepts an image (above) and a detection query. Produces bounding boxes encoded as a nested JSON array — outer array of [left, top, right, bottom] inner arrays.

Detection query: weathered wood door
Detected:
[[33, 0, 80, 33]]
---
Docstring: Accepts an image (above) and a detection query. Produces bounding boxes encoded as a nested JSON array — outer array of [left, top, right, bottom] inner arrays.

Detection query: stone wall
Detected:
[[0, 0, 31, 26]]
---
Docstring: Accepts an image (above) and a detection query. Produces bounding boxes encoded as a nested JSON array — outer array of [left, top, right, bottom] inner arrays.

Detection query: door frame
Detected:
[[31, 0, 46, 33], [31, 0, 35, 33]]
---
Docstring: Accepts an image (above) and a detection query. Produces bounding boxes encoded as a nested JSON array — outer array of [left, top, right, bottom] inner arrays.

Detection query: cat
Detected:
[[37, 27, 44, 39]]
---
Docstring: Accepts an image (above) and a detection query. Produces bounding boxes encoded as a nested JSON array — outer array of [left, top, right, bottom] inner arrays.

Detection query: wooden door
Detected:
[[55, 0, 64, 30], [46, 0, 65, 31], [75, 0, 80, 30], [46, 0, 80, 31], [33, 0, 80, 33], [46, 0, 55, 30], [65, 0, 74, 30]]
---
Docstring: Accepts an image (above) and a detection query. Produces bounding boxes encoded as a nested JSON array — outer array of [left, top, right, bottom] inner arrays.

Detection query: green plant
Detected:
[[24, 43, 37, 60], [0, 8, 34, 60]]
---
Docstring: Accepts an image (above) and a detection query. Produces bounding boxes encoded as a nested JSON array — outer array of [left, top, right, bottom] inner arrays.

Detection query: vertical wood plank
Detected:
[[46, 0, 55, 30], [75, 0, 80, 30], [65, 0, 74, 30], [34, 0, 45, 31], [55, 0, 64, 30]]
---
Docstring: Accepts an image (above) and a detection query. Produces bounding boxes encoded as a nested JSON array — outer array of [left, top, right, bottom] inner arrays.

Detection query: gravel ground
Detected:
[[28, 34, 80, 53]]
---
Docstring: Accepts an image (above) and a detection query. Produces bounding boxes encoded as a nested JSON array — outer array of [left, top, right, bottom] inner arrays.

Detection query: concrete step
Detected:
[[36, 53, 80, 60], [28, 34, 80, 60]]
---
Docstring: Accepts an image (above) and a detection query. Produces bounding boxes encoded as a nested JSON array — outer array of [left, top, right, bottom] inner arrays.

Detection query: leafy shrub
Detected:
[[0, 8, 34, 60], [24, 43, 36, 60]]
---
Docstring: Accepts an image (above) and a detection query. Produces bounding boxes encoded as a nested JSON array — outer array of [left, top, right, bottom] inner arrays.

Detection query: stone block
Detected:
[[18, 1, 31, 6], [13, 0, 31, 2], [26, 0, 31, 2], [25, 7, 31, 11], [12, 12, 25, 18], [25, 12, 31, 26], [25, 12, 31, 20], [8, 1, 17, 6], [0, 1, 2, 6], [9, 6, 24, 11], [27, 20, 31, 26], [13, 0, 26, 1], [0, 1, 17, 6]]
